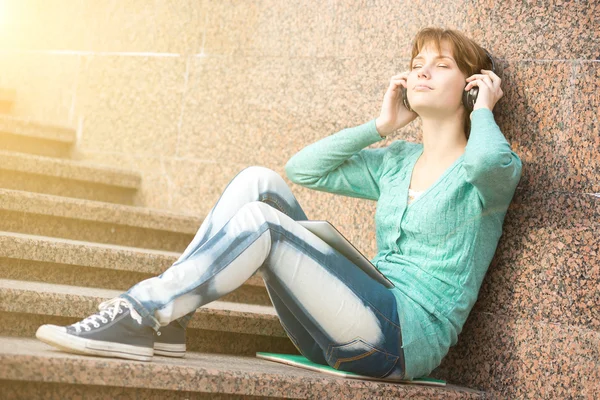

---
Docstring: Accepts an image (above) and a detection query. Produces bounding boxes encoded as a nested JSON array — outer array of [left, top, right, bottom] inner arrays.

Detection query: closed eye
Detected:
[[412, 64, 448, 69]]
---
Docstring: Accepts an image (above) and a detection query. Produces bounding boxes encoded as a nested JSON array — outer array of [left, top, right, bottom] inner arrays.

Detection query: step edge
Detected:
[[0, 337, 486, 398], [0, 150, 141, 189], [0, 278, 276, 318], [0, 188, 202, 234], [0, 114, 76, 142]]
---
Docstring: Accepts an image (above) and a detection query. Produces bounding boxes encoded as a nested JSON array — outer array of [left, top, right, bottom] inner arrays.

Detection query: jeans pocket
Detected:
[[326, 338, 400, 379]]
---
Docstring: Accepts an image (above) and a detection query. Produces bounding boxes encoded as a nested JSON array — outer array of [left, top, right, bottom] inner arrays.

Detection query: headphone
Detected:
[[402, 48, 496, 113]]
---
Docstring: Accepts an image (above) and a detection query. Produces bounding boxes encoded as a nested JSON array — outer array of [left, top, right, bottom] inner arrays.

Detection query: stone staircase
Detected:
[[0, 114, 487, 398]]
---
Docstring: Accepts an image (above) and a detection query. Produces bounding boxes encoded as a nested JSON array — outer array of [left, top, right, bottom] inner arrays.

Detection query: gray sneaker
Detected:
[[36, 297, 154, 361], [154, 320, 186, 357]]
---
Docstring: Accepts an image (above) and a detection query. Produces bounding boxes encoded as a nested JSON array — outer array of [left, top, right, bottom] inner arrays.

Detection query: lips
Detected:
[[414, 85, 433, 90]]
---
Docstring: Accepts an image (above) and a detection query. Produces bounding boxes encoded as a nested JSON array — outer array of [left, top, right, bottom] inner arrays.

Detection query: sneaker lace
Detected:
[[71, 297, 143, 333]]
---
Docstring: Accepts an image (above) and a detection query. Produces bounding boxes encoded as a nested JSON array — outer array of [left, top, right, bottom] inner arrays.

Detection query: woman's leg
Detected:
[[121, 166, 333, 365], [36, 167, 325, 362], [257, 233, 406, 379], [119, 167, 404, 378], [36, 166, 405, 379], [154, 166, 326, 363]]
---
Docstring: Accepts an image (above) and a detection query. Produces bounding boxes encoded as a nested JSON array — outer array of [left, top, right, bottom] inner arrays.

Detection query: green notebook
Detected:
[[256, 352, 446, 387]]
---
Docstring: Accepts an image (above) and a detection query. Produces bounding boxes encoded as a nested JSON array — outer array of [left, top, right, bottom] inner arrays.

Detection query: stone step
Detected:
[[0, 279, 282, 336], [0, 188, 200, 252], [0, 231, 269, 305], [0, 279, 295, 357], [0, 114, 75, 158], [0, 337, 486, 399], [0, 150, 141, 205]]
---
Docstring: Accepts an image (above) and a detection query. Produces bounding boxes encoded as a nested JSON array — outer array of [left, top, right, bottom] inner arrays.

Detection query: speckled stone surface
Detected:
[[17, 0, 596, 61], [1, 381, 270, 400], [177, 56, 292, 167], [0, 380, 271, 400], [0, 337, 485, 399], [493, 60, 599, 193], [0, 132, 72, 158], [474, 189, 599, 331], [0, 114, 75, 142], [0, 150, 140, 189], [0, 187, 200, 232], [181, 325, 298, 356], [0, 170, 137, 205], [0, 312, 79, 338], [430, 310, 599, 399], [202, 0, 335, 58], [334, 0, 469, 59], [0, 188, 199, 251], [562, 62, 599, 192], [0, 279, 285, 338], [0, 231, 179, 275], [0, 149, 142, 205], [0, 257, 153, 292], [70, 151, 249, 215], [176, 54, 415, 170], [73, 55, 187, 158], [471, 0, 599, 60], [19, 212, 195, 253], [0, 114, 75, 158]]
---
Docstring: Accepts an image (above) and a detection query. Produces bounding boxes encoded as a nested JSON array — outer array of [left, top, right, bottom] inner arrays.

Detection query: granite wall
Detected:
[[0, 0, 598, 398]]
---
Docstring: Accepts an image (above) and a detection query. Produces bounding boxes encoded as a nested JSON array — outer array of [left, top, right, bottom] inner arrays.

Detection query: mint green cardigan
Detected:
[[285, 108, 523, 379]]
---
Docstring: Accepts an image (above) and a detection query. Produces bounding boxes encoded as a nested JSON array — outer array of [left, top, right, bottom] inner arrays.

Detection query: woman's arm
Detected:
[[285, 119, 387, 201], [463, 108, 523, 210]]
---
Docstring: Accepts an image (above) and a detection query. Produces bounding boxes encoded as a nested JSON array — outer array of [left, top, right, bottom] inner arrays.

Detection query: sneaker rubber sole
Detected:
[[154, 342, 186, 358], [36, 324, 153, 361]]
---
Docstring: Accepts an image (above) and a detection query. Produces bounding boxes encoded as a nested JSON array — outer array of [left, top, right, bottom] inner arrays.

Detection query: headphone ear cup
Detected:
[[402, 86, 413, 112], [464, 48, 496, 112], [462, 86, 479, 112]]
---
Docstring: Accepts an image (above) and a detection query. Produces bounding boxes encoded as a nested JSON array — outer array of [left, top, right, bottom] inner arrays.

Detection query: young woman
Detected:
[[36, 27, 522, 381]]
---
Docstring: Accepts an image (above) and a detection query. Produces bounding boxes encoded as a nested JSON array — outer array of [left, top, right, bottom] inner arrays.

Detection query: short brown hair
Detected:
[[409, 27, 494, 139]]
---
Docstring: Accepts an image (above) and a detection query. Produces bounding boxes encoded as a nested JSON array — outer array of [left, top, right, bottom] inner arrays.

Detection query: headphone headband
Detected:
[[482, 48, 496, 73]]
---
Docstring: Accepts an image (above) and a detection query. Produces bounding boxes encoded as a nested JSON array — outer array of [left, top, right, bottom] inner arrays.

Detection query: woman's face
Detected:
[[407, 40, 468, 115]]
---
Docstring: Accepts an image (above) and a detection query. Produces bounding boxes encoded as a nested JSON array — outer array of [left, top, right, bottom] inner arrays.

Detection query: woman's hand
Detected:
[[375, 71, 418, 137], [465, 69, 503, 112]]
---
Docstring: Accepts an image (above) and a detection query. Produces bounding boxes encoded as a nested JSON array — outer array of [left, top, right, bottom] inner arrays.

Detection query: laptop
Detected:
[[297, 220, 395, 289]]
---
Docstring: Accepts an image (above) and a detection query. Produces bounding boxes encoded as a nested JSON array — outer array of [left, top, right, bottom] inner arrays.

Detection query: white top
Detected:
[[407, 188, 424, 204]]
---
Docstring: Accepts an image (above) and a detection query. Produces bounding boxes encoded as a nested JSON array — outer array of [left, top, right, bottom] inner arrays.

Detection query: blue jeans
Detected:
[[121, 166, 406, 380]]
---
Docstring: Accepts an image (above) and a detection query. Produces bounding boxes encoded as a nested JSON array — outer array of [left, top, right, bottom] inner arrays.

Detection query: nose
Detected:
[[417, 67, 430, 79]]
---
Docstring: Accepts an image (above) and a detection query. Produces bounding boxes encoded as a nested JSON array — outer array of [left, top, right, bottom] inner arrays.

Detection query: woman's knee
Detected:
[[231, 167, 301, 219], [237, 166, 285, 185], [236, 201, 277, 224]]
